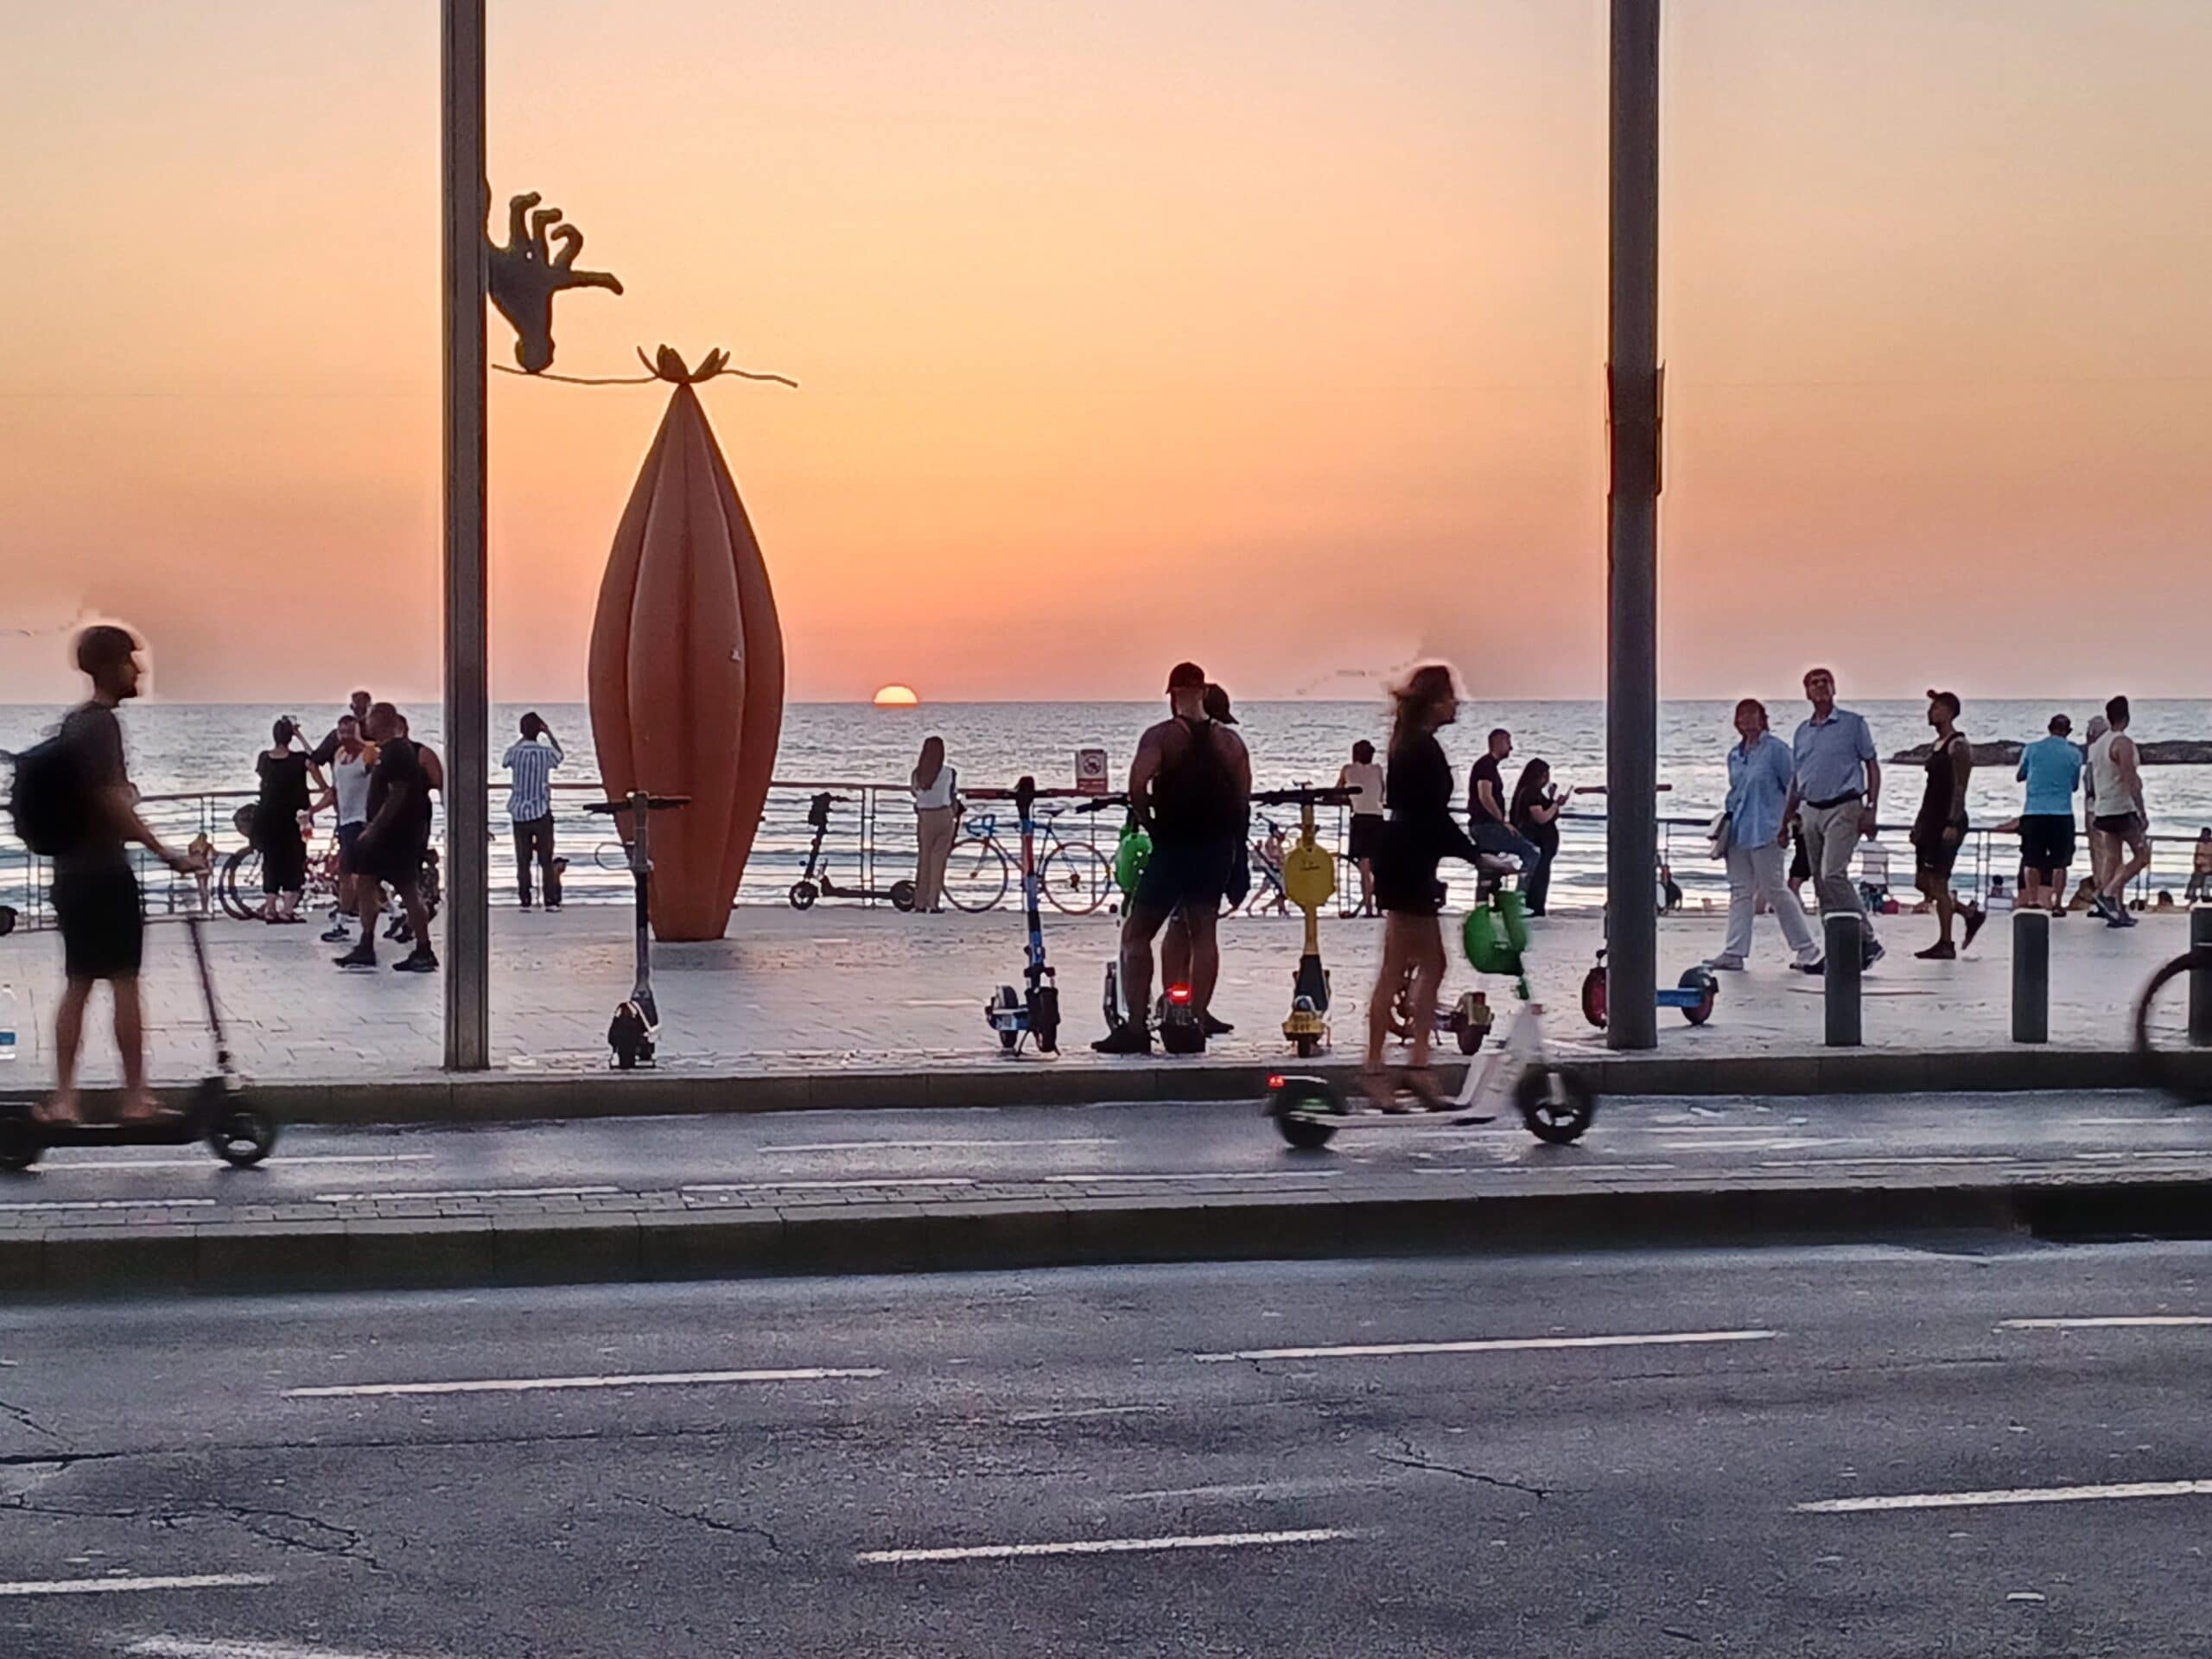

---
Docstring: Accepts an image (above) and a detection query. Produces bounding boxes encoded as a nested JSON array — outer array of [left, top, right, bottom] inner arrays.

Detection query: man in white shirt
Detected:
[[503, 712, 565, 911], [319, 713, 378, 944]]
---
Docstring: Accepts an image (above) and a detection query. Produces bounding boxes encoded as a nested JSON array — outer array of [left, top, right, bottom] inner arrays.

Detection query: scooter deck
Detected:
[[0, 1080, 226, 1150]]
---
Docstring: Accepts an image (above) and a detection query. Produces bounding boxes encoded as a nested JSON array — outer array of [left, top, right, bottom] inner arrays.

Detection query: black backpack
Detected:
[[6, 729, 89, 857]]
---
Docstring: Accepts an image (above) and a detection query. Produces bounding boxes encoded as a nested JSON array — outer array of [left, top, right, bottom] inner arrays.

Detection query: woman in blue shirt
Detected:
[[1710, 699, 1823, 973]]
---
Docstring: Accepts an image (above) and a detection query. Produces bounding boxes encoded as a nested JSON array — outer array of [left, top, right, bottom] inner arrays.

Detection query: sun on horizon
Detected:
[[872, 683, 921, 708]]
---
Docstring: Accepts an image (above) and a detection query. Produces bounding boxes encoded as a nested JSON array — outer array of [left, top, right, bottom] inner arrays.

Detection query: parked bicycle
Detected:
[[217, 808, 341, 922], [2132, 931, 2212, 1103], [944, 804, 1114, 915]]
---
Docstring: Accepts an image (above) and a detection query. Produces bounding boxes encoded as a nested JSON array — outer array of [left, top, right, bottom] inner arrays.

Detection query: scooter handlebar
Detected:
[[1250, 785, 1357, 809]]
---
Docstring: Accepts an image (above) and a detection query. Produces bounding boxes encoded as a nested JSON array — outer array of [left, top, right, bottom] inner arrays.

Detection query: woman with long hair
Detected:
[[1365, 664, 1484, 1113], [1507, 758, 1564, 917], [910, 735, 959, 914], [253, 716, 324, 923]]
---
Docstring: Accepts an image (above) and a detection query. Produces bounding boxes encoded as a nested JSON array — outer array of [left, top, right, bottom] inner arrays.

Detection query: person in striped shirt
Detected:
[[503, 712, 565, 910]]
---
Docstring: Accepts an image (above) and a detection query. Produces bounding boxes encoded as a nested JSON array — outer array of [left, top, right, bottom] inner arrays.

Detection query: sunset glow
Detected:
[[872, 684, 920, 709]]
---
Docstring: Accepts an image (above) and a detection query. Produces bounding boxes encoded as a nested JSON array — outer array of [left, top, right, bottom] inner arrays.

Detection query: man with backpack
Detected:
[[13, 625, 202, 1125]]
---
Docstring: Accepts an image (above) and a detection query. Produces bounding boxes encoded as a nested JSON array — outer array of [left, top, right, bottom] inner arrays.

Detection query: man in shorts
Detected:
[[42, 625, 202, 1125], [319, 712, 378, 944], [1095, 662, 1251, 1054], [2014, 712, 2082, 914], [2088, 695, 2152, 927], [335, 702, 437, 972]]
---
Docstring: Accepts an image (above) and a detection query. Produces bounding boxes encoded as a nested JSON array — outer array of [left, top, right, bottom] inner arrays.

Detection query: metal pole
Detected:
[[2011, 907, 2048, 1044], [442, 0, 490, 1070], [2189, 905, 2212, 1047], [1823, 913, 1862, 1046], [1605, 0, 1662, 1051]]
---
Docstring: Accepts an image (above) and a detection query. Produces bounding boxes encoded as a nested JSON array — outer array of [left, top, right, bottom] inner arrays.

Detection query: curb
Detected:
[[9, 1173, 2209, 1300], [233, 1047, 2212, 1126]]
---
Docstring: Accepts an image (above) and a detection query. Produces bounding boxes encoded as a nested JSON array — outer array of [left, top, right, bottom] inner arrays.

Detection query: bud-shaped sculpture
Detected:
[[588, 348, 785, 940]]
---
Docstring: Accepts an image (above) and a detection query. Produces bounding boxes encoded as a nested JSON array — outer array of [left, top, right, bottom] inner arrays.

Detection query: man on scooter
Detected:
[[1094, 662, 1250, 1054]]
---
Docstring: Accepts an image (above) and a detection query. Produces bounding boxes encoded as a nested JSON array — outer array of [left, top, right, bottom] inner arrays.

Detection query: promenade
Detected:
[[0, 900, 2191, 1096]]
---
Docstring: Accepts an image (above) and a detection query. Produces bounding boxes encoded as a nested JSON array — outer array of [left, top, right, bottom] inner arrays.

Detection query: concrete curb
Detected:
[[219, 1046, 2211, 1125], [9, 1173, 2209, 1300]]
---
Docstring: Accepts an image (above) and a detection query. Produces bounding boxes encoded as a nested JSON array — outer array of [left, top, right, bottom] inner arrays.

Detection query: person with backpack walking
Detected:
[[13, 626, 202, 1126]]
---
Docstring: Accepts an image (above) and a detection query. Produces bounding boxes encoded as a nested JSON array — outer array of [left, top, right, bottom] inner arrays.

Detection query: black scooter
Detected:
[[0, 907, 277, 1171], [983, 776, 1060, 1055], [587, 791, 689, 1070], [787, 792, 916, 912]]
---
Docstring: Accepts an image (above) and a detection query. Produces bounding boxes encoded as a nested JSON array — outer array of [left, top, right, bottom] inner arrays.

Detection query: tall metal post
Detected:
[[1605, 0, 1662, 1050], [442, 0, 491, 1070]]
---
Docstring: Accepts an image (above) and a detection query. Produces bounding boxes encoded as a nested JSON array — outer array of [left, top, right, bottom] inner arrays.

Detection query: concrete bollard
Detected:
[[1824, 913, 1862, 1047], [2191, 906, 2212, 1048], [2012, 908, 2049, 1044]]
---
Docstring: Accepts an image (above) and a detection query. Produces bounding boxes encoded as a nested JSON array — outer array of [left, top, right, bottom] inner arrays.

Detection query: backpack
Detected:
[[6, 729, 89, 857]]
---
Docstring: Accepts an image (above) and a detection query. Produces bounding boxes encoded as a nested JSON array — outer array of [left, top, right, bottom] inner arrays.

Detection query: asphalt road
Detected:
[[4, 1240, 2211, 1656], [2, 1090, 2210, 1219]]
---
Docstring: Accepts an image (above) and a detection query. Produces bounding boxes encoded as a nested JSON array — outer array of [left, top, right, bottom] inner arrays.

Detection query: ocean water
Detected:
[[3, 699, 2208, 912]]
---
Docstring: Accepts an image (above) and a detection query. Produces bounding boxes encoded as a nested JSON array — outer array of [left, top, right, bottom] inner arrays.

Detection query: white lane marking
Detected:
[[1005, 1404, 1168, 1425], [683, 1178, 975, 1193], [1657, 1138, 1832, 1153], [857, 1527, 1356, 1565], [1999, 1316, 2212, 1331], [1043, 1171, 1338, 1185], [0, 1198, 217, 1212], [765, 1138, 1116, 1154], [1796, 1478, 2212, 1515], [129, 1640, 429, 1659], [284, 1366, 881, 1399], [46, 1154, 436, 1173], [1415, 1162, 1679, 1174], [308, 1186, 619, 1203], [0, 1574, 271, 1599], [1754, 1156, 2017, 1170], [1118, 1476, 1396, 1503], [1193, 1329, 1778, 1363]]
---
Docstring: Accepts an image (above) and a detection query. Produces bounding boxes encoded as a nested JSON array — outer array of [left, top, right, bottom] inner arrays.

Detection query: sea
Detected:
[[3, 699, 2208, 914]]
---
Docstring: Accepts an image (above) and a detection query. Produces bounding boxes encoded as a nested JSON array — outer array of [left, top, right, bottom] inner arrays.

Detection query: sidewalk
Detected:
[[0, 902, 2194, 1115]]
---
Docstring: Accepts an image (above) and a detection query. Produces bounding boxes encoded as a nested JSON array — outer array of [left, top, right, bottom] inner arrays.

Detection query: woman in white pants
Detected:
[[1711, 698, 1823, 973]]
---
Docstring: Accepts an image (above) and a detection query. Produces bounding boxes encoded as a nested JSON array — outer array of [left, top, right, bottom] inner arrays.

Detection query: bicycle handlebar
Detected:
[[584, 795, 692, 815], [1250, 785, 1357, 808]]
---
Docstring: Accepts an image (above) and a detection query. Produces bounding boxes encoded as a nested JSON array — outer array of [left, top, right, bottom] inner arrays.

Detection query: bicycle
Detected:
[[943, 805, 1115, 915], [218, 817, 342, 921], [2131, 936, 2212, 1103]]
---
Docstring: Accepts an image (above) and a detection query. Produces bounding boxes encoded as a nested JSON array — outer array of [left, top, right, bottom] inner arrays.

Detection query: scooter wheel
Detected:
[[1455, 1021, 1484, 1056], [1278, 1113, 1336, 1150], [787, 880, 817, 912], [1678, 966, 1719, 1027], [211, 1106, 277, 1167], [1580, 963, 1608, 1030], [888, 880, 918, 913], [1516, 1066, 1596, 1145], [1293, 1033, 1319, 1058], [0, 1115, 42, 1171]]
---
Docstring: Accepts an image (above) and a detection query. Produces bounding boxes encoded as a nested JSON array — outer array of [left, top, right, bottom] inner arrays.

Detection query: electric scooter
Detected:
[[982, 776, 1061, 1055], [1266, 885, 1597, 1148], [0, 906, 277, 1171], [1579, 950, 1719, 1032], [1249, 785, 1357, 1057], [586, 791, 689, 1070], [787, 792, 917, 912]]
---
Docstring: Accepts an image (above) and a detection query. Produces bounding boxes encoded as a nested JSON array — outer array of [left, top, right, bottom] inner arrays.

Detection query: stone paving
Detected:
[[0, 898, 2194, 1088]]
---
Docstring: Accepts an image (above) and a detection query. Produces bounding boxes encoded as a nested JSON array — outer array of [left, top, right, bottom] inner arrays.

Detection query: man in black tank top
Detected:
[[1094, 661, 1252, 1054]]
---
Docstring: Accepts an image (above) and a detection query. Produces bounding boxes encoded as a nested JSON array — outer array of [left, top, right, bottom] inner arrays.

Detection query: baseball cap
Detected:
[[1202, 683, 1237, 725], [1166, 661, 1207, 692], [1926, 688, 1961, 715]]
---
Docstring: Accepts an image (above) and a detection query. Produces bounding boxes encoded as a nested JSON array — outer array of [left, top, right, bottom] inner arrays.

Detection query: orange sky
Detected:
[[3, 0, 2209, 703]]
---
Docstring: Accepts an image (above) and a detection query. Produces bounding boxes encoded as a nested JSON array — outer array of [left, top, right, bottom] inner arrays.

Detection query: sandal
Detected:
[[1399, 1068, 1455, 1113], [1361, 1069, 1415, 1116]]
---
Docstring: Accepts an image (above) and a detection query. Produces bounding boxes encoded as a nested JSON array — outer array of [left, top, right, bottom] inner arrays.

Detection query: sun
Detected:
[[872, 683, 921, 708]]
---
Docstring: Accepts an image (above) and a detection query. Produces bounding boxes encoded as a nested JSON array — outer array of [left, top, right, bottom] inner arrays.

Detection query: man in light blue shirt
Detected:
[[2015, 712, 2082, 911], [1784, 667, 1885, 968], [1711, 698, 1821, 971]]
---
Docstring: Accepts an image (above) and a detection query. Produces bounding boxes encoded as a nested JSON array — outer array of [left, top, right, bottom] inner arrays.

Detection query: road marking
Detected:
[[1796, 1478, 2212, 1515], [765, 1138, 1116, 1154], [45, 1154, 436, 1173], [1118, 1476, 1396, 1503], [1193, 1329, 1778, 1363], [307, 1186, 619, 1203], [1999, 1316, 2212, 1331], [683, 1178, 976, 1193], [1657, 1138, 1832, 1153], [1043, 1171, 1338, 1185], [284, 1366, 882, 1399], [0, 1574, 271, 1599], [1754, 1156, 2016, 1170], [1415, 1162, 1679, 1174], [129, 1640, 430, 1659], [0, 1198, 218, 1213], [857, 1527, 1356, 1565]]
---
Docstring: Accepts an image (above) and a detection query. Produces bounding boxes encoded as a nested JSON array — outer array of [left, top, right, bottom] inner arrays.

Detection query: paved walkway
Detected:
[[0, 901, 2192, 1087]]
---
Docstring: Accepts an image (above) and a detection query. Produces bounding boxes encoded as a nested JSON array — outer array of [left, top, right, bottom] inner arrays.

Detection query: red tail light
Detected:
[[1267, 1074, 1286, 1090], [1166, 984, 1192, 1004]]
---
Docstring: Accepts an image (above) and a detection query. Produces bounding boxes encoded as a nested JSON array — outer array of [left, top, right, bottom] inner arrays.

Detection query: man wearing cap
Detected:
[[2015, 713, 2082, 913], [1096, 662, 1252, 1054], [1784, 667, 1885, 969]]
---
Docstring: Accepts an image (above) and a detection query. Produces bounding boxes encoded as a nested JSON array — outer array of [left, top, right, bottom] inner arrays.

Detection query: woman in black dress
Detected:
[[1365, 664, 1484, 1113], [1508, 758, 1564, 917], [253, 717, 324, 923]]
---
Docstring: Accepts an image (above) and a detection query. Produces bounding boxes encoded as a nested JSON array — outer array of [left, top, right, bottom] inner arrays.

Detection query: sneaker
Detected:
[[519, 902, 533, 912], [2109, 908, 2138, 929], [1862, 939, 1886, 970], [1090, 1020, 1153, 1056], [320, 925, 352, 944], [1200, 1013, 1234, 1038], [334, 946, 377, 969], [1795, 957, 1826, 976], [393, 949, 440, 973], [1961, 903, 1987, 950], [546, 903, 563, 913], [1914, 941, 1956, 961], [2091, 893, 2121, 923], [1703, 956, 1746, 972]]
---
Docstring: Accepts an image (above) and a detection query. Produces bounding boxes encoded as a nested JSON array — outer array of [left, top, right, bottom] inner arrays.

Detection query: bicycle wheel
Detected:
[[2133, 947, 2212, 1103], [1040, 842, 1114, 915], [219, 848, 260, 920], [942, 839, 1010, 912]]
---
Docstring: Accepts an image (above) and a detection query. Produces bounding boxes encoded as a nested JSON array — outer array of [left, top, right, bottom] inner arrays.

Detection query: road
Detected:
[[3, 1090, 2210, 1224], [4, 1241, 2211, 1656]]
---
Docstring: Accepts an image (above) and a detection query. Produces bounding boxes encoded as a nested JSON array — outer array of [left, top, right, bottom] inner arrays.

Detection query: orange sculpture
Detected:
[[588, 347, 785, 940]]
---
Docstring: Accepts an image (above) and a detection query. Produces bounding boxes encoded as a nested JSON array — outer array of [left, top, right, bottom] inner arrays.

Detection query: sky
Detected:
[[2, 0, 2209, 704]]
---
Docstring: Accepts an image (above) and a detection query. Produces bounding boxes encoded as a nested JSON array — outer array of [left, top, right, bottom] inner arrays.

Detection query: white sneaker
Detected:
[[1703, 955, 1746, 972]]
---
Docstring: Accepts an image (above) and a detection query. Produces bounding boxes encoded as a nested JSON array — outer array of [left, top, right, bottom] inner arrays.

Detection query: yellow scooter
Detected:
[[1250, 785, 1356, 1057]]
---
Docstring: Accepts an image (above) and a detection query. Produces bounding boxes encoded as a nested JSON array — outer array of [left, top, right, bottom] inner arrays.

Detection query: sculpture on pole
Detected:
[[486, 189, 623, 373], [587, 347, 787, 941]]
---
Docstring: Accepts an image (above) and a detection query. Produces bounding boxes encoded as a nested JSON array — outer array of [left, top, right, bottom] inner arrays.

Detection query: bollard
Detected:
[[2012, 908, 2049, 1044], [1824, 913, 1862, 1047], [2191, 906, 2212, 1048]]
